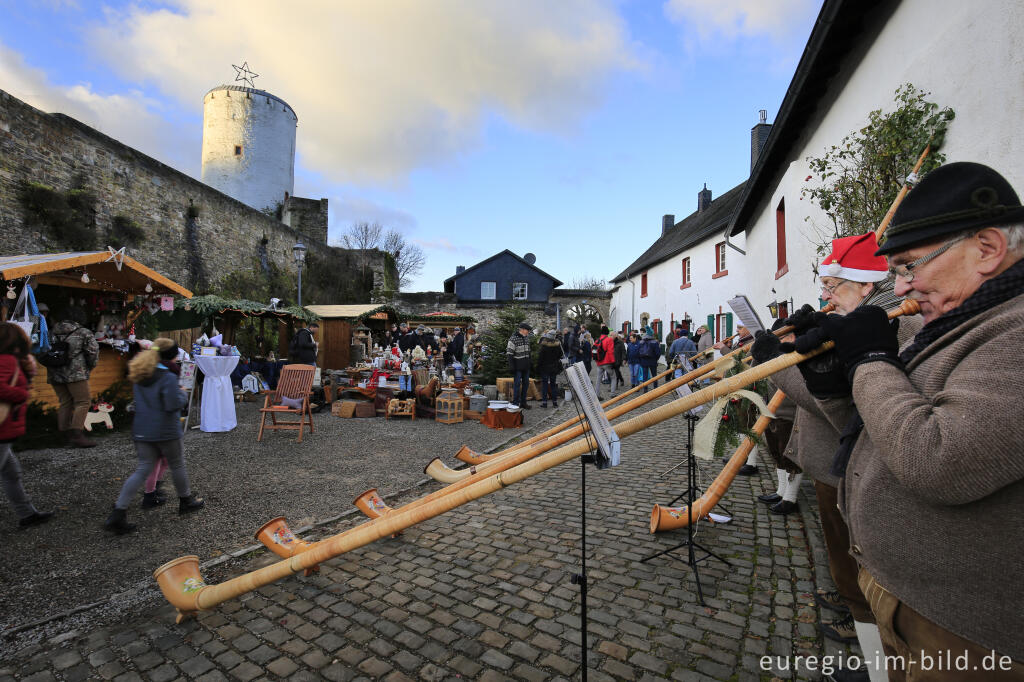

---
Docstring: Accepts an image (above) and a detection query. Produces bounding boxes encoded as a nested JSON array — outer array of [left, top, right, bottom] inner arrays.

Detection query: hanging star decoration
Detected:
[[232, 61, 259, 89], [104, 246, 127, 271]]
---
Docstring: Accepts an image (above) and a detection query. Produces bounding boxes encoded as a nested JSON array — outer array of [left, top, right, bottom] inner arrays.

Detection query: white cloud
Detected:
[[0, 42, 198, 175], [87, 0, 641, 185], [663, 0, 819, 42]]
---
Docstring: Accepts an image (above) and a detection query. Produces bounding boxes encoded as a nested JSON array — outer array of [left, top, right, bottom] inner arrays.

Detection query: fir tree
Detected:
[[479, 305, 538, 385]]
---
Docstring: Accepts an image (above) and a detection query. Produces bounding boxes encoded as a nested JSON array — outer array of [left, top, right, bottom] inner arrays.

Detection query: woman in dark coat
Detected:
[[536, 330, 562, 407], [0, 323, 53, 527]]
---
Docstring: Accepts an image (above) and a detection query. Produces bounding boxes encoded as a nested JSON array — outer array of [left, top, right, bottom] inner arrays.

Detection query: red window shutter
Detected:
[[776, 198, 787, 276], [641, 272, 648, 297]]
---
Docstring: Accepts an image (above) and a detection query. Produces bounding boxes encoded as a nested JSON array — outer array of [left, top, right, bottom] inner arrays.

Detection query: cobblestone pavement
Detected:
[[1, 391, 861, 681]]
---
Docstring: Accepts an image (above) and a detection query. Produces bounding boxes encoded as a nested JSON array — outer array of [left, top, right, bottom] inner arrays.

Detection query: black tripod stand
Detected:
[[641, 412, 731, 606]]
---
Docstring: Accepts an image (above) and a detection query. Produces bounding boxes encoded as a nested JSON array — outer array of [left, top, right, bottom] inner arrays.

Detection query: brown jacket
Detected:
[[836, 293, 1024, 661]]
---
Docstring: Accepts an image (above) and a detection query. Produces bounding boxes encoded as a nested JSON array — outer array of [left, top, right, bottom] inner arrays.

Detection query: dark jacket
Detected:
[[537, 337, 562, 376], [450, 331, 465, 362], [0, 355, 30, 441], [290, 327, 318, 364], [420, 332, 439, 353], [638, 338, 660, 366], [626, 340, 641, 364], [613, 337, 625, 367], [46, 321, 98, 384], [132, 366, 187, 442]]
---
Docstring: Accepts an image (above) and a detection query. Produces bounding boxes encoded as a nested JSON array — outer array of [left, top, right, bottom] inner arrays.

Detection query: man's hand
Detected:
[[750, 330, 782, 364], [782, 304, 820, 335], [816, 306, 902, 379], [779, 311, 851, 398]]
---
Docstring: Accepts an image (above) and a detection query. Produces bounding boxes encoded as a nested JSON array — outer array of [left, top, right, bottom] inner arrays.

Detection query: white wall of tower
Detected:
[[200, 86, 297, 212]]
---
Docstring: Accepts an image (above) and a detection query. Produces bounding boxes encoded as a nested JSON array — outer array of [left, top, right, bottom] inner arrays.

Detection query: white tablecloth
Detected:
[[195, 355, 240, 432]]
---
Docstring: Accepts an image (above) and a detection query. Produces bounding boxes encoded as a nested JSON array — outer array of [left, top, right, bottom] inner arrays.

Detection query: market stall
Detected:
[[0, 250, 193, 410], [302, 304, 400, 370]]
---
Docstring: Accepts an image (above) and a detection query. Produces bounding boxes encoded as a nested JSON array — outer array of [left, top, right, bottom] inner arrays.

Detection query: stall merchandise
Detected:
[[0, 250, 193, 409], [194, 355, 240, 432]]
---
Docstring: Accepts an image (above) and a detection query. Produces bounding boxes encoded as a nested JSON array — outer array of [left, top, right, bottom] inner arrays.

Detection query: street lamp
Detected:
[[292, 242, 307, 306]]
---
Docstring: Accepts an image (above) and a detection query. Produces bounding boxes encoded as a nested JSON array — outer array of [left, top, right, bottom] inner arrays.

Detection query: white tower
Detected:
[[201, 84, 297, 212]]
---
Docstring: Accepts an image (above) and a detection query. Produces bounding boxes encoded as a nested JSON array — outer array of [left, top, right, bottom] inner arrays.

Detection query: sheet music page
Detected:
[[727, 295, 766, 335]]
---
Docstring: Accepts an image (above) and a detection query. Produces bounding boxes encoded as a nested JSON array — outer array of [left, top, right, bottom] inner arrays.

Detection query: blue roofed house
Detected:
[[444, 250, 562, 304]]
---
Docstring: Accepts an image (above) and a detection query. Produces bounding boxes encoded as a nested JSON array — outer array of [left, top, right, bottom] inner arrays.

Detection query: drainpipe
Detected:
[[556, 303, 561, 330], [724, 225, 746, 255], [626, 275, 636, 327]]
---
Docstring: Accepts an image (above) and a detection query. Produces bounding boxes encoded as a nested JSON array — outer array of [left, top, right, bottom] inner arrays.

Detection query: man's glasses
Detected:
[[888, 234, 968, 282]]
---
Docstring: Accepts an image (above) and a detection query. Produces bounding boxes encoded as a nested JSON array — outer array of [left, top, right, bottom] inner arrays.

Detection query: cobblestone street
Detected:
[[1, 393, 854, 681]]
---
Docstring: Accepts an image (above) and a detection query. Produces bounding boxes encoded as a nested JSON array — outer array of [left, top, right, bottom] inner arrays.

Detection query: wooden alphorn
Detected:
[[155, 300, 919, 622]]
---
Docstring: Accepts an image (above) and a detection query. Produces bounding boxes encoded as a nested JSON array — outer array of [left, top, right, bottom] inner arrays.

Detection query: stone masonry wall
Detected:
[[0, 89, 365, 294]]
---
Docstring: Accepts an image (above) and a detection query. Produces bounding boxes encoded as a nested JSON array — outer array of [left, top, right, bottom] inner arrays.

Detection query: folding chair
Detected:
[[257, 364, 316, 442]]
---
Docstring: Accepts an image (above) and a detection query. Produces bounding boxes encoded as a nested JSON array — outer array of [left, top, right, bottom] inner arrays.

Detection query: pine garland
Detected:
[[708, 351, 772, 462]]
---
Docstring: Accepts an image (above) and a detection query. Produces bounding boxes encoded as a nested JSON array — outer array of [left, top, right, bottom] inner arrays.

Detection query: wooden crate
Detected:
[[333, 401, 357, 418], [354, 402, 376, 418]]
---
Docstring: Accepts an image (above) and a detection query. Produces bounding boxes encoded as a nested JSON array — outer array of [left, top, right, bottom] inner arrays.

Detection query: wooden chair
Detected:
[[257, 364, 316, 443]]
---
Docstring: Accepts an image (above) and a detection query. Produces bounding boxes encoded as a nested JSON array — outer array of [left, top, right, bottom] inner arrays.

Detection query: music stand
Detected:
[[641, 403, 731, 606]]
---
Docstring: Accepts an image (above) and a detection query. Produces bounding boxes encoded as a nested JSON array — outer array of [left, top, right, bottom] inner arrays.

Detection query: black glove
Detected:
[[816, 306, 902, 380], [781, 304, 819, 334], [750, 330, 782, 365], [780, 313, 851, 398]]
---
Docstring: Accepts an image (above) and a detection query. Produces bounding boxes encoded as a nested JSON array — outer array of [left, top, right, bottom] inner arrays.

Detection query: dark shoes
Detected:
[[757, 492, 782, 505], [104, 507, 137, 535], [178, 495, 205, 515], [141, 491, 165, 509], [770, 500, 799, 515], [815, 589, 851, 614], [540, 403, 547, 408], [552, 402, 558, 408], [737, 464, 758, 476], [19, 510, 54, 527], [521, 403, 531, 410], [68, 429, 97, 448], [821, 613, 858, 644]]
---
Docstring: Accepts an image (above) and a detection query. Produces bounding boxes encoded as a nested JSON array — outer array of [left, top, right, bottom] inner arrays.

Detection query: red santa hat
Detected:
[[819, 233, 889, 282]]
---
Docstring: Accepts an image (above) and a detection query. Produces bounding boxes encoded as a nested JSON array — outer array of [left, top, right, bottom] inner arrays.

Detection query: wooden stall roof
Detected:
[[0, 251, 193, 297], [304, 303, 401, 322]]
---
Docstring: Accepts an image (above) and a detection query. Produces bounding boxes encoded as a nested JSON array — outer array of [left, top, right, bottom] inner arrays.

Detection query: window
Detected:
[[640, 272, 648, 298], [512, 282, 528, 300], [234, 145, 243, 156], [776, 197, 788, 278], [713, 242, 728, 279], [481, 281, 496, 300], [778, 301, 789, 319], [680, 257, 691, 289], [716, 312, 733, 340]]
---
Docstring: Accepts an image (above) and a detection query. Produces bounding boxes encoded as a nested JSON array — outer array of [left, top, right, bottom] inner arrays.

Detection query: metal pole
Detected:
[[297, 263, 303, 307]]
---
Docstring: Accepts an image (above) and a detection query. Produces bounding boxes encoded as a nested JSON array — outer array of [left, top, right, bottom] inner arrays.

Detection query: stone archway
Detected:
[[548, 289, 612, 329]]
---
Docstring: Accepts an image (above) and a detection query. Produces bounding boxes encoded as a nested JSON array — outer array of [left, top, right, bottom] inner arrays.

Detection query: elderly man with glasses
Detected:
[[788, 162, 1024, 679]]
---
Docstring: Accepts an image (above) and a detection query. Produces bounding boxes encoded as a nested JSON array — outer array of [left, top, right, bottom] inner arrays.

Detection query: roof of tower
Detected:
[[204, 85, 296, 117]]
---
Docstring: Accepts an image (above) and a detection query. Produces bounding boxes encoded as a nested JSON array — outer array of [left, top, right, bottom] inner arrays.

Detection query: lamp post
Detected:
[[293, 242, 307, 307]]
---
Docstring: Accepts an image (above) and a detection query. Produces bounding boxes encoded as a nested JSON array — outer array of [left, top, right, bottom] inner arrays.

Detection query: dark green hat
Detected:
[[876, 162, 1024, 255]]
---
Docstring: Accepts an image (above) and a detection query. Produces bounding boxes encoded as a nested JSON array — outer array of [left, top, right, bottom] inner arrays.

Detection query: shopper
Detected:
[[47, 307, 99, 447], [104, 338, 203, 534], [0, 323, 54, 528]]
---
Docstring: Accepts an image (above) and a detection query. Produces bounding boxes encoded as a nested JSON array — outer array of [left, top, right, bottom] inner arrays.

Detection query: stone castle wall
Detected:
[[0, 88, 379, 294]]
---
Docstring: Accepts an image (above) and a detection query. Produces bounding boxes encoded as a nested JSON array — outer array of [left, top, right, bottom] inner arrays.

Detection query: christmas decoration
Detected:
[[692, 352, 775, 461]]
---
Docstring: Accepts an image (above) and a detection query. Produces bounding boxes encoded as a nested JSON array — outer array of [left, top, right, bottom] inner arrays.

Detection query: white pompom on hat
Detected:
[[820, 232, 889, 282]]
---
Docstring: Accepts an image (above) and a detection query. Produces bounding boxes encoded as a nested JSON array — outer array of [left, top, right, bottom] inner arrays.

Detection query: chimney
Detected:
[[456, 265, 466, 275], [697, 183, 712, 213], [662, 214, 675, 236], [751, 109, 772, 172]]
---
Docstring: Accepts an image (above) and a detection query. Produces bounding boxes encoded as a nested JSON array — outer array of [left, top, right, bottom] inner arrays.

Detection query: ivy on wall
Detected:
[[18, 180, 98, 251], [802, 83, 955, 258], [109, 215, 145, 248]]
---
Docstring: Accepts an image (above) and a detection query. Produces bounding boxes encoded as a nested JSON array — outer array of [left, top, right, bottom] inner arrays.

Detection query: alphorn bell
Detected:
[[154, 302, 918, 622], [254, 517, 320, 576], [353, 488, 401, 537]]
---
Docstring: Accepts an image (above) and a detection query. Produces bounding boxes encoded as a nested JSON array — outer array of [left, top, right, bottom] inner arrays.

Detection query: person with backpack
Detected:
[[290, 322, 319, 365], [104, 338, 204, 534], [638, 332, 660, 392], [0, 323, 54, 528], [612, 331, 626, 387], [46, 307, 99, 448], [626, 331, 642, 387], [593, 326, 617, 398]]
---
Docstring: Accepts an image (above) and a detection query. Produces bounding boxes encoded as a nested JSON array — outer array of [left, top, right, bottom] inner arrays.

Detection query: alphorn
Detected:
[[650, 301, 920, 532], [154, 302, 918, 622]]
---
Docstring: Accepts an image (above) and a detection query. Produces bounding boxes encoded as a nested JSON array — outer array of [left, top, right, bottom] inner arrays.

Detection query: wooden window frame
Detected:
[[640, 272, 648, 298], [680, 257, 691, 289], [512, 282, 528, 300], [775, 197, 789, 279], [712, 243, 728, 279], [481, 281, 496, 300]]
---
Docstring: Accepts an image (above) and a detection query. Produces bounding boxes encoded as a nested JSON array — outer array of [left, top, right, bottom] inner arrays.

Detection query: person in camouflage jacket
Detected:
[[47, 308, 99, 447]]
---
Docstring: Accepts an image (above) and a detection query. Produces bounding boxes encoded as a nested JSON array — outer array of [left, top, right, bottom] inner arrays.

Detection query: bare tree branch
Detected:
[[382, 229, 425, 290]]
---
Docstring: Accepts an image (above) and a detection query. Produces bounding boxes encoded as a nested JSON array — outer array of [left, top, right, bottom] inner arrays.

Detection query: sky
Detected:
[[0, 0, 823, 292]]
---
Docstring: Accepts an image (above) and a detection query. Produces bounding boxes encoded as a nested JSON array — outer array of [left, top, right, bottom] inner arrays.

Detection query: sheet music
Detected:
[[727, 294, 766, 336]]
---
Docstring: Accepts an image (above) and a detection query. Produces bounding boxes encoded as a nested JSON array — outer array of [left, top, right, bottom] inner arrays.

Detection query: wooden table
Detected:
[[495, 377, 541, 402]]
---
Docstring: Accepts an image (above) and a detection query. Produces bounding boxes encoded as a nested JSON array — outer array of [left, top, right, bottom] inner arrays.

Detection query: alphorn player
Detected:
[[752, 231, 921, 682], [793, 162, 1024, 680]]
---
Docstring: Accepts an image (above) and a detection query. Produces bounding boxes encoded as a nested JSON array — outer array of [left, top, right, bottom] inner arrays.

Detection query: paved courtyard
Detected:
[[1, 390, 857, 681]]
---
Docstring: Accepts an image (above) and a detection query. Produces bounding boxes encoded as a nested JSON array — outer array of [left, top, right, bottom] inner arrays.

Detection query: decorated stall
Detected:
[[302, 304, 400, 370], [0, 249, 193, 410]]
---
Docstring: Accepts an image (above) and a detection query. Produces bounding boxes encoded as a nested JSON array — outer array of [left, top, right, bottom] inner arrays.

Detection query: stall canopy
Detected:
[[0, 251, 193, 297], [157, 294, 318, 331], [303, 304, 401, 369], [303, 304, 402, 322]]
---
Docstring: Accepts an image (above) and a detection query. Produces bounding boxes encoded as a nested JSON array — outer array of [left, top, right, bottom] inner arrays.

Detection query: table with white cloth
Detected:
[[194, 355, 240, 432]]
